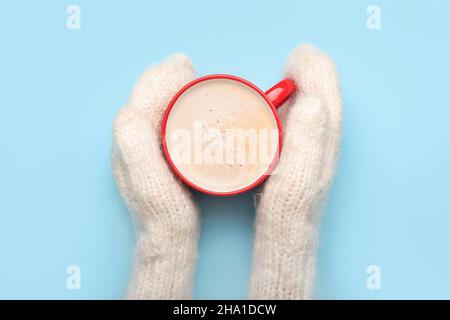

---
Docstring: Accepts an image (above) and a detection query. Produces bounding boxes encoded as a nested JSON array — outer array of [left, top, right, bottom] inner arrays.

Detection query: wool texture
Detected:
[[249, 44, 343, 299], [112, 44, 342, 300], [112, 54, 200, 299]]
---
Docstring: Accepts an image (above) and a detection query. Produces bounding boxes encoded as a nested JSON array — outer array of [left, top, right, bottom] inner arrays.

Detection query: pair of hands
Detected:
[[112, 44, 342, 299]]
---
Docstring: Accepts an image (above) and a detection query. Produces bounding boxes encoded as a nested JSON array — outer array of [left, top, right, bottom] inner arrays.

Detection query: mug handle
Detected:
[[265, 78, 297, 108]]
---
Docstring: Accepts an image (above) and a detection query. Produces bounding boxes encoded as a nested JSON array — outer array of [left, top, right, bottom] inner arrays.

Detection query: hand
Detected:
[[112, 54, 199, 299], [113, 45, 342, 300], [249, 44, 343, 299]]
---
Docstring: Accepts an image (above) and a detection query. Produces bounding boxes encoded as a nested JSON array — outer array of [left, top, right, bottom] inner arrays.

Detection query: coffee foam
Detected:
[[165, 78, 279, 193]]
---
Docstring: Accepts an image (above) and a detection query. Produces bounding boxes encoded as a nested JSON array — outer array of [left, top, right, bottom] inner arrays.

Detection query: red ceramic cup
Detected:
[[161, 74, 296, 196]]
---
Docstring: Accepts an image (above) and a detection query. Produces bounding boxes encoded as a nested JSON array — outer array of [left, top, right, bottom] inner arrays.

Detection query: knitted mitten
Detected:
[[112, 54, 199, 299], [249, 44, 343, 299]]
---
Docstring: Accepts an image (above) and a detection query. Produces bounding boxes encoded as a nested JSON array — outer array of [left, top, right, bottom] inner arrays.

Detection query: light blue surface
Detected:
[[1, 0, 449, 299]]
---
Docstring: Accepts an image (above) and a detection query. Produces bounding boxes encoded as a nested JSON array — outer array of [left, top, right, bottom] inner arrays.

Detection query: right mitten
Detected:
[[249, 44, 343, 300]]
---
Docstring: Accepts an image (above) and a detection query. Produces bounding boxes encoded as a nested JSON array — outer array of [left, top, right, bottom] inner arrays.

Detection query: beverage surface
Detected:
[[165, 78, 279, 193]]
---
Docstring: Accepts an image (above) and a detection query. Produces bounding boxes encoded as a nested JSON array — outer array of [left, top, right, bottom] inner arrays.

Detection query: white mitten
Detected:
[[112, 54, 199, 299], [249, 44, 343, 299]]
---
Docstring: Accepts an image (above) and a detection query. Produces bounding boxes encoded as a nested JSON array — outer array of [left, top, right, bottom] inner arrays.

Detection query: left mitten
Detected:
[[112, 54, 200, 299]]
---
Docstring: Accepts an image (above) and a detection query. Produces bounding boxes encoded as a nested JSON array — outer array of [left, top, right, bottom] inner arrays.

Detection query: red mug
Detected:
[[161, 74, 296, 196]]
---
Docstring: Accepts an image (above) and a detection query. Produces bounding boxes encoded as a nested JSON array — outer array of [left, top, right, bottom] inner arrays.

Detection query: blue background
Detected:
[[1, 0, 449, 299]]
